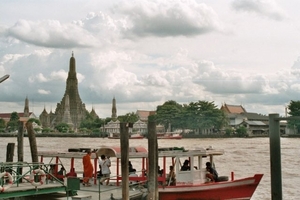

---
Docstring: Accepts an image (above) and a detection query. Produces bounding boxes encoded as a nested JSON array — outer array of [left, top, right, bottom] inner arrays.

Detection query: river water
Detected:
[[0, 137, 299, 200]]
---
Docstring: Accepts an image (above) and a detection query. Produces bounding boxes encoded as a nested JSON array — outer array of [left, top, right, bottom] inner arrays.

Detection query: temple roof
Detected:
[[220, 104, 247, 114]]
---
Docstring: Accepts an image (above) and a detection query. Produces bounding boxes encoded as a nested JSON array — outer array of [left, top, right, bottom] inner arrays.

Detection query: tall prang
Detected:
[[53, 52, 87, 130], [111, 97, 117, 120], [24, 96, 29, 117]]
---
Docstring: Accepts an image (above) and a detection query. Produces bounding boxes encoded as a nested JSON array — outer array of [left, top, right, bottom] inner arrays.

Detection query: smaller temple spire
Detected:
[[24, 96, 29, 117], [111, 96, 117, 120]]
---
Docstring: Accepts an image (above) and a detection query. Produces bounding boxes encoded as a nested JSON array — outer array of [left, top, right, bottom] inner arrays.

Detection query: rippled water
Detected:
[[0, 137, 299, 200]]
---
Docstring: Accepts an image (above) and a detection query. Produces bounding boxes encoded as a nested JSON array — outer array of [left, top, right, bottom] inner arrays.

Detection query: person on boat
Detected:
[[82, 150, 93, 186], [99, 154, 111, 185], [158, 166, 163, 176], [180, 160, 191, 171], [129, 161, 136, 173], [206, 162, 218, 182], [166, 165, 176, 186], [57, 166, 66, 181], [66, 168, 77, 178], [129, 169, 138, 185]]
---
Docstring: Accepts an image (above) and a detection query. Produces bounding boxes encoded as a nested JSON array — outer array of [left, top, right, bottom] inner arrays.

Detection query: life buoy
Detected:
[[30, 169, 46, 187], [0, 172, 13, 192]]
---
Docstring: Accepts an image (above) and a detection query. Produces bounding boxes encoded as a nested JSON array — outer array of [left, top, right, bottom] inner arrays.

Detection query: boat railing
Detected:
[[0, 162, 66, 188]]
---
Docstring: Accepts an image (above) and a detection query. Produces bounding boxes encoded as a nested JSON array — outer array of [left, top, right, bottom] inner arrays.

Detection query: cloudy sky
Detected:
[[0, 0, 299, 118]]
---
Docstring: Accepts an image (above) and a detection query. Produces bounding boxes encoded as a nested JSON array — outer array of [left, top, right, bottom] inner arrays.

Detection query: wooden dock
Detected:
[[0, 180, 147, 200]]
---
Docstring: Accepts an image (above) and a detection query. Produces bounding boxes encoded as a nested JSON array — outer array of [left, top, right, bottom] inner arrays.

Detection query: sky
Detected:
[[0, 0, 300, 118]]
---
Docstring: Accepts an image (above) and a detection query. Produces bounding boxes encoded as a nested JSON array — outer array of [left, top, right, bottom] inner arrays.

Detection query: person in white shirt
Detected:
[[98, 155, 111, 185]]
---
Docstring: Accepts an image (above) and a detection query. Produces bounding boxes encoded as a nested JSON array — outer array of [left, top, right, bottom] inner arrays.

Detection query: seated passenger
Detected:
[[206, 162, 218, 182], [129, 161, 136, 173], [158, 166, 163, 176], [166, 166, 176, 186], [129, 170, 138, 185], [180, 160, 191, 171], [57, 167, 66, 181]]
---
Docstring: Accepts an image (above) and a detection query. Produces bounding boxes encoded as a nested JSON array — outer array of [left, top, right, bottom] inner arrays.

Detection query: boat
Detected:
[[157, 132, 182, 139], [37, 146, 263, 200], [108, 132, 144, 139], [98, 146, 263, 200]]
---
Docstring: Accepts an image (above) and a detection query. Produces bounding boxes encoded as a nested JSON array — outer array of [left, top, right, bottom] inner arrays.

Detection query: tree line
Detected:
[[2, 100, 300, 134]]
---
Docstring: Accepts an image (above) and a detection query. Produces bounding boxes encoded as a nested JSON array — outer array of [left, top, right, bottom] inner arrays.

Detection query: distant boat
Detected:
[[108, 133, 144, 139], [157, 132, 182, 139]]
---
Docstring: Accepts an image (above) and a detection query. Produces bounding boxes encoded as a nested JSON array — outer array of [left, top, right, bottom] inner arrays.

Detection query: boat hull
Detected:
[[157, 135, 182, 139], [159, 174, 263, 200]]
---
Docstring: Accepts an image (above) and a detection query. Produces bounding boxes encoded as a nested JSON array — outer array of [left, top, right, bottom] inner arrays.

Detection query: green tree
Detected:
[[80, 111, 104, 132], [55, 123, 70, 133], [27, 118, 41, 125], [42, 127, 52, 133], [6, 112, 19, 132], [287, 100, 300, 134], [0, 118, 5, 129], [236, 126, 247, 137], [155, 100, 183, 131], [185, 101, 227, 134], [118, 112, 139, 123]]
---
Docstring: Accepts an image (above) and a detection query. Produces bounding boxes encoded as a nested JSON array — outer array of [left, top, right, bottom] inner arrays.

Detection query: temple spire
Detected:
[[24, 96, 29, 117], [111, 97, 117, 120]]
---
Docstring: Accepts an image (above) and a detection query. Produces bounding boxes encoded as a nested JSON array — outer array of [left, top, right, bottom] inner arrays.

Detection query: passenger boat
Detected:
[[108, 132, 144, 139], [157, 132, 182, 139], [38, 146, 263, 200]]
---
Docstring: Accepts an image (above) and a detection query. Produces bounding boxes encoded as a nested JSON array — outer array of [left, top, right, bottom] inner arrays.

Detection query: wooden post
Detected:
[[6, 143, 15, 162], [26, 122, 39, 163], [269, 114, 282, 200], [17, 121, 24, 182], [147, 121, 158, 200], [120, 122, 129, 200]]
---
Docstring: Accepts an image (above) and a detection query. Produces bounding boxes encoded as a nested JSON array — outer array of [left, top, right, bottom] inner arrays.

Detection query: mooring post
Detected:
[[17, 121, 24, 182], [26, 122, 38, 163], [120, 122, 129, 200], [147, 121, 158, 200], [6, 143, 15, 162], [269, 113, 282, 200]]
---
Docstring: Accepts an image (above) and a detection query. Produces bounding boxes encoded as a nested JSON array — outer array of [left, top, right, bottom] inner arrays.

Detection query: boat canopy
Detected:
[[96, 146, 148, 158]]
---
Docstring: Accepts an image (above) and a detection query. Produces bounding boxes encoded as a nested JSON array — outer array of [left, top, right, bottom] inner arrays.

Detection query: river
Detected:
[[0, 137, 299, 200]]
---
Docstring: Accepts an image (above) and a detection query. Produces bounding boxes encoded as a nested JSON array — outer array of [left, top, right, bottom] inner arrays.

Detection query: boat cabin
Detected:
[[37, 146, 224, 186], [95, 146, 224, 186]]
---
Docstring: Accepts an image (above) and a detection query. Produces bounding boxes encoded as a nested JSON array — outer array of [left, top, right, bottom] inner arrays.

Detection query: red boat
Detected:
[[98, 146, 263, 200], [157, 132, 182, 139], [38, 146, 263, 200]]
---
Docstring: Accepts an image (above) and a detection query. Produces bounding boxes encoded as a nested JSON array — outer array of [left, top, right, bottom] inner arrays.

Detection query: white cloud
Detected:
[[6, 20, 98, 48], [231, 0, 287, 21], [1, 0, 300, 119], [38, 89, 51, 95], [115, 0, 223, 37]]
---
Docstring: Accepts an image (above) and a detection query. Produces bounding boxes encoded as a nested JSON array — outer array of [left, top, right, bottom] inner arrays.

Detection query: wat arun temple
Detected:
[[39, 53, 98, 130]]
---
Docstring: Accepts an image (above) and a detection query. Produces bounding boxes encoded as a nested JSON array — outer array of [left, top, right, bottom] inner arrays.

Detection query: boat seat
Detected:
[[217, 176, 229, 182]]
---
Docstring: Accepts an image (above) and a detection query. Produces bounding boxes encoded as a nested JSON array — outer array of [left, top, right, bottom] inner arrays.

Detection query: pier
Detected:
[[0, 160, 146, 200]]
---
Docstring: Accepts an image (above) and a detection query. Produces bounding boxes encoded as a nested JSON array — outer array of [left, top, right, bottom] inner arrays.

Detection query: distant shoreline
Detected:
[[0, 133, 299, 138]]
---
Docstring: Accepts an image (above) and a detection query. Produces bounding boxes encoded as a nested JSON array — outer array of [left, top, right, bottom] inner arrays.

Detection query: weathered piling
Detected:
[[17, 121, 24, 181], [6, 143, 15, 162], [120, 122, 129, 200], [269, 113, 282, 200], [26, 122, 38, 163], [147, 121, 158, 200]]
